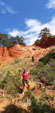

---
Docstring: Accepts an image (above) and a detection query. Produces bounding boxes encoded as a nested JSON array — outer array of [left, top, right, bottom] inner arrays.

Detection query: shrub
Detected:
[[14, 59, 20, 64], [31, 62, 44, 75], [25, 91, 32, 98], [45, 71, 55, 84], [0, 62, 2, 65], [0, 72, 22, 95], [31, 49, 55, 85], [30, 95, 51, 113], [40, 93, 52, 101], [52, 82, 55, 90], [39, 49, 55, 64]]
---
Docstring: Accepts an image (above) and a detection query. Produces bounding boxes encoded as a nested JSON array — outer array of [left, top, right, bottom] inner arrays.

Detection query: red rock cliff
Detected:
[[35, 35, 55, 48]]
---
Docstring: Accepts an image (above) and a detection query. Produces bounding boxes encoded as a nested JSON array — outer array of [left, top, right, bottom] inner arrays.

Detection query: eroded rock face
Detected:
[[0, 47, 9, 61], [0, 44, 36, 62], [35, 35, 55, 48], [0, 42, 54, 62]]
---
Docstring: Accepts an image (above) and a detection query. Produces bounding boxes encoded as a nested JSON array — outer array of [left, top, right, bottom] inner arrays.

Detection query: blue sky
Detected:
[[0, 0, 55, 45]]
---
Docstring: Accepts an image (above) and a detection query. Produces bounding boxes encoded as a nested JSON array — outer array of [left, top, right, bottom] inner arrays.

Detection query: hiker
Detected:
[[32, 55, 34, 62], [19, 69, 21, 75], [22, 69, 30, 93]]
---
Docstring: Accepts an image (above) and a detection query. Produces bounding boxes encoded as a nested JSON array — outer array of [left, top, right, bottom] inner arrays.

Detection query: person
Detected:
[[19, 69, 21, 75], [32, 55, 34, 62], [22, 69, 30, 94]]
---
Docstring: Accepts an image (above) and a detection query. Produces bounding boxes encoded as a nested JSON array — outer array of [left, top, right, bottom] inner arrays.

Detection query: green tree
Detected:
[[7, 36, 25, 47], [15, 36, 25, 45], [0, 33, 25, 47], [39, 27, 50, 38], [0, 33, 8, 46]]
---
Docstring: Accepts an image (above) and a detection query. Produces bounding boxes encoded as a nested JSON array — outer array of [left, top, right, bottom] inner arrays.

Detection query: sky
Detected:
[[0, 0, 55, 45]]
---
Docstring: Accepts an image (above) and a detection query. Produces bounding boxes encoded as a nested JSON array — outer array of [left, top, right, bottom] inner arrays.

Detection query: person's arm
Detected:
[[27, 72, 29, 74], [19, 69, 21, 75]]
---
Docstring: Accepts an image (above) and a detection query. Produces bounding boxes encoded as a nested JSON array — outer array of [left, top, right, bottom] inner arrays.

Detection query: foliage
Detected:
[[30, 95, 51, 113], [39, 27, 50, 38], [7, 36, 25, 47], [14, 59, 20, 64], [0, 62, 2, 65], [25, 91, 32, 98], [40, 93, 53, 101], [52, 82, 55, 90], [0, 57, 31, 95], [0, 33, 8, 46], [39, 49, 55, 64], [31, 49, 55, 85], [0, 71, 22, 95], [0, 33, 25, 47]]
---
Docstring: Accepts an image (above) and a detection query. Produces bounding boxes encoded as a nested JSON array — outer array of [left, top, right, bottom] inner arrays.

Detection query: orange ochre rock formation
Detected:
[[0, 44, 39, 62], [0, 35, 55, 62], [34, 35, 55, 48]]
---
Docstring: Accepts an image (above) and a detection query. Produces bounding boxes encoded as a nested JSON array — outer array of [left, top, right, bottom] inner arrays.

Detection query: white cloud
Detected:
[[8, 17, 55, 45], [5, 7, 17, 14], [46, 0, 55, 8], [25, 19, 41, 28], [0, 1, 17, 14], [9, 29, 21, 37]]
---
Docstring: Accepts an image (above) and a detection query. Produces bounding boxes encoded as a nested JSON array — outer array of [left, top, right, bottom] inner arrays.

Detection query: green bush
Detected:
[[40, 93, 52, 101], [31, 49, 55, 85], [46, 71, 55, 84], [0, 62, 2, 65], [30, 95, 51, 113], [0, 71, 22, 95], [31, 62, 44, 75], [25, 91, 32, 98], [14, 59, 20, 64], [52, 82, 55, 90], [0, 33, 25, 47], [39, 49, 55, 64]]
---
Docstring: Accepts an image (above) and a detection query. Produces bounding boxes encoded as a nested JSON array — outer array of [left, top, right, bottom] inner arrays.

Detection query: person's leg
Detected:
[[23, 80, 25, 91], [28, 84, 30, 90], [26, 80, 30, 90]]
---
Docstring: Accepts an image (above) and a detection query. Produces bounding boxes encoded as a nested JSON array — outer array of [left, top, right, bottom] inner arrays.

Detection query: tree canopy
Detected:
[[39, 27, 51, 38], [0, 33, 8, 46], [0, 33, 25, 47]]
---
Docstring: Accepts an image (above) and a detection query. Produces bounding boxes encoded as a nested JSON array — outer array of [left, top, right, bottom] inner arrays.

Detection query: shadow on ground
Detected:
[[18, 87, 23, 93], [1, 104, 29, 113]]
